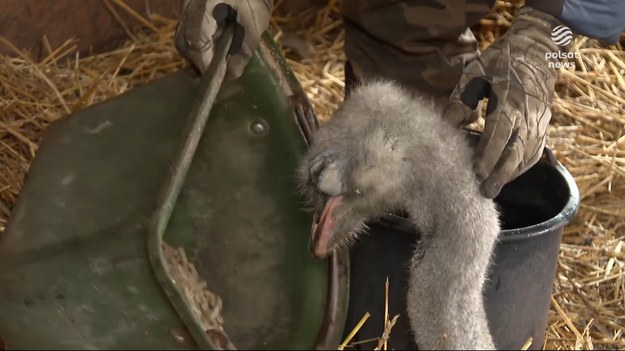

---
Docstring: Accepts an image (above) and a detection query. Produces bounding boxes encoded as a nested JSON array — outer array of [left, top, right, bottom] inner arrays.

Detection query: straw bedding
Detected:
[[0, 0, 623, 349], [162, 242, 236, 349]]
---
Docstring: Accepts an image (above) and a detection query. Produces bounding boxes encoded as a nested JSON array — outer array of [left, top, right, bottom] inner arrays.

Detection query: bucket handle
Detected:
[[147, 24, 235, 350]]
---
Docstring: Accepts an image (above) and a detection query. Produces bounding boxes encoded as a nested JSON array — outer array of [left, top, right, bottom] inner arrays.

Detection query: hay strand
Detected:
[[521, 337, 534, 350], [383, 277, 389, 351], [339, 312, 371, 350]]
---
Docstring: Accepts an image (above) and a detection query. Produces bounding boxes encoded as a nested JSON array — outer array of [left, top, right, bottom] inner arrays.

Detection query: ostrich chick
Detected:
[[298, 79, 500, 350]]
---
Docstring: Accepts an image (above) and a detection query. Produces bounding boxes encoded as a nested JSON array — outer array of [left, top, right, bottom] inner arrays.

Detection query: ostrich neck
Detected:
[[402, 189, 500, 349]]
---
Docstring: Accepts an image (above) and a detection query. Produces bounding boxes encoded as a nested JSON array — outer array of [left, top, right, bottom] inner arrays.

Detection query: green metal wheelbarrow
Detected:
[[0, 25, 349, 350]]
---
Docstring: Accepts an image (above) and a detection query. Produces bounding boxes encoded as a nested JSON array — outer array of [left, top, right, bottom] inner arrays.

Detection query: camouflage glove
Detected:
[[175, 0, 272, 77], [444, 7, 568, 198]]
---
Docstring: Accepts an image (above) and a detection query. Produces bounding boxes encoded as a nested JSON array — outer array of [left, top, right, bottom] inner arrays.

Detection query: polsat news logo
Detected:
[[551, 25, 573, 46], [545, 24, 577, 69]]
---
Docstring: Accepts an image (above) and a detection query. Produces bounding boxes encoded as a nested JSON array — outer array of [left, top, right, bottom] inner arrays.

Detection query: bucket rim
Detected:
[[373, 148, 581, 242], [498, 148, 581, 242]]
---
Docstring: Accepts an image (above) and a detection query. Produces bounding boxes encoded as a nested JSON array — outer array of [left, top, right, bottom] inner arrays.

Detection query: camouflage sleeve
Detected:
[[525, 0, 625, 44]]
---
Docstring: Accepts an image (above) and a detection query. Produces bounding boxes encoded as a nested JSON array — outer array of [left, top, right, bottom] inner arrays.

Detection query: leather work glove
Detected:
[[444, 7, 569, 199], [175, 0, 272, 77]]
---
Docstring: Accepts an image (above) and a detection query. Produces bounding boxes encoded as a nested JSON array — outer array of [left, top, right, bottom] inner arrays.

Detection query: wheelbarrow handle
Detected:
[[155, 25, 234, 213], [147, 23, 235, 350]]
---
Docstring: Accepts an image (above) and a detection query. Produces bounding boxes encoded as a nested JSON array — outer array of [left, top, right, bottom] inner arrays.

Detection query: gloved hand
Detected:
[[444, 7, 568, 198], [175, 0, 273, 77]]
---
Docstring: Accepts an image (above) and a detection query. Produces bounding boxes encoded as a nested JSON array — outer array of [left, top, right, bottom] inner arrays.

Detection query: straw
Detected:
[[339, 312, 371, 350]]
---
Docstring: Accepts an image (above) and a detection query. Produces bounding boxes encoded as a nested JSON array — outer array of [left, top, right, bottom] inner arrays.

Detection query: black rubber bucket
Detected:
[[341, 137, 581, 350]]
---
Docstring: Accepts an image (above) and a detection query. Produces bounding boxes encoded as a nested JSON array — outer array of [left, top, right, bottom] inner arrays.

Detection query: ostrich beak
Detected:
[[310, 195, 344, 259]]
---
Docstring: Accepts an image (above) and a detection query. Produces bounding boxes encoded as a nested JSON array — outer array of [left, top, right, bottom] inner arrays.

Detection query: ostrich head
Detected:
[[297, 82, 422, 259]]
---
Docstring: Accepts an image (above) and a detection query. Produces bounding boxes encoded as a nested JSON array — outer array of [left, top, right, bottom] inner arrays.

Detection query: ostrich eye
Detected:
[[318, 162, 343, 196]]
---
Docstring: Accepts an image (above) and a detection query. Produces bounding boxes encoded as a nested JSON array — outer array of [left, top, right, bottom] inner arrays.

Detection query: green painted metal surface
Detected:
[[0, 33, 349, 350]]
